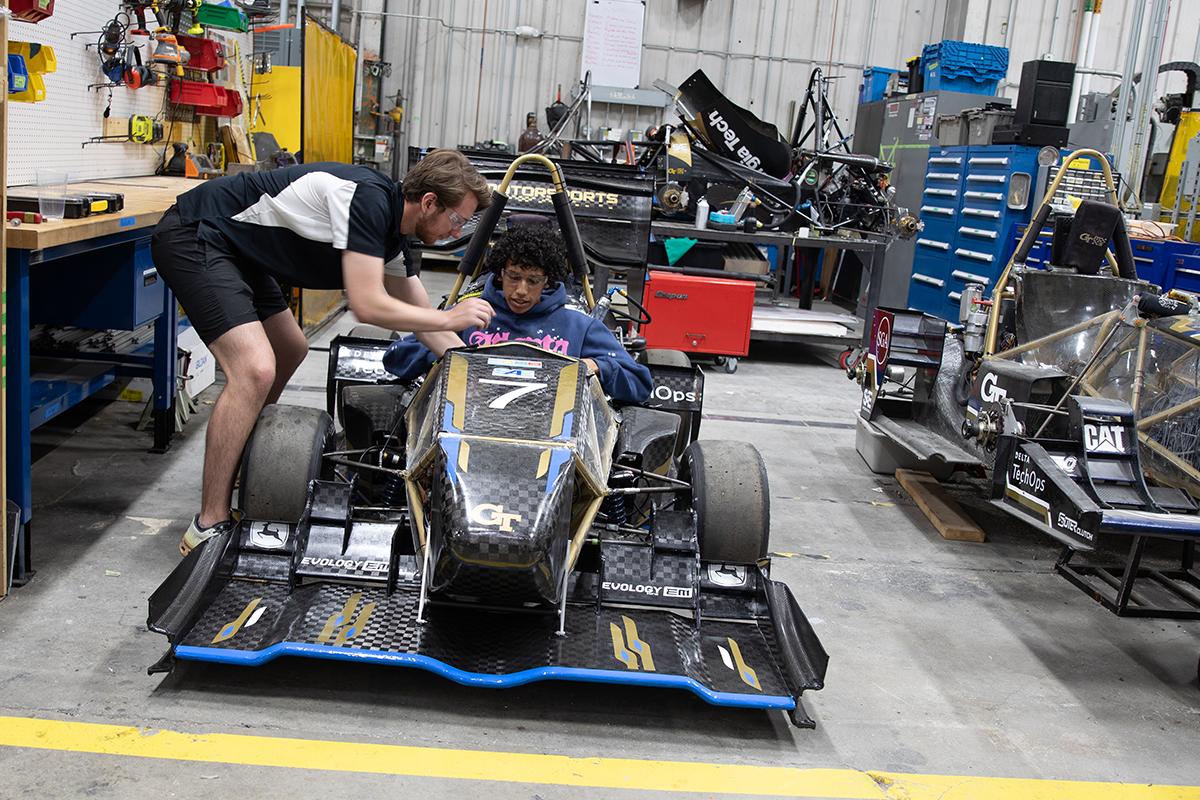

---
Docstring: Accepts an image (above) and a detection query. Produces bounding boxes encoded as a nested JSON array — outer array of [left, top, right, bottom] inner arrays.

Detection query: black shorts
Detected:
[[151, 206, 291, 344]]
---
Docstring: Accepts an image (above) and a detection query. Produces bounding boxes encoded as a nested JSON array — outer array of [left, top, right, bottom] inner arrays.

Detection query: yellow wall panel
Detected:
[[303, 20, 355, 164], [252, 65, 302, 155]]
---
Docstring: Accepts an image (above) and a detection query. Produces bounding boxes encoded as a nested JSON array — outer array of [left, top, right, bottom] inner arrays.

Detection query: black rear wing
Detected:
[[407, 147, 653, 271]]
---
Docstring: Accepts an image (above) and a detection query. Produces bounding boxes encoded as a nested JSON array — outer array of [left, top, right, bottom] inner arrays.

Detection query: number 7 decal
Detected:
[[478, 379, 548, 409]]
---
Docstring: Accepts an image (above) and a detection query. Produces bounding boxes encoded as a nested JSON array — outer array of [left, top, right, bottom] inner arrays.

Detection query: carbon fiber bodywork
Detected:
[[403, 344, 612, 605], [149, 342, 828, 725], [165, 570, 818, 712]]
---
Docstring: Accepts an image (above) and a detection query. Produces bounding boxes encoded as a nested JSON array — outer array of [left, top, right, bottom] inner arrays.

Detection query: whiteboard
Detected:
[[579, 0, 645, 90]]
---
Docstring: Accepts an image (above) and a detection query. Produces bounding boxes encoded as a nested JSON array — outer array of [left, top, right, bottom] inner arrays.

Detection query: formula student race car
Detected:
[[147, 155, 828, 726], [854, 149, 1200, 621]]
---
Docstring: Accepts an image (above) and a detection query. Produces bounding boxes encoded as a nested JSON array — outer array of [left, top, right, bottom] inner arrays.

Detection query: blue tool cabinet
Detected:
[[909, 144, 1042, 320], [1007, 228, 1200, 291]]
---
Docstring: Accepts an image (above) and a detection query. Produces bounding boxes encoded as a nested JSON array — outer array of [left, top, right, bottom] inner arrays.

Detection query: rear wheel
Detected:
[[679, 440, 770, 563], [349, 323, 400, 340], [641, 349, 691, 368], [239, 404, 332, 522]]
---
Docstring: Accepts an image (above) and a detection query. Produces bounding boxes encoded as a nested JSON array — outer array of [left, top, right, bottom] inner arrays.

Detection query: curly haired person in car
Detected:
[[383, 222, 652, 404]]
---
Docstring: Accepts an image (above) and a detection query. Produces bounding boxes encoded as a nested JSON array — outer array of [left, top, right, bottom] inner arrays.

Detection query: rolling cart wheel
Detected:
[[838, 348, 854, 371], [723, 357, 738, 374]]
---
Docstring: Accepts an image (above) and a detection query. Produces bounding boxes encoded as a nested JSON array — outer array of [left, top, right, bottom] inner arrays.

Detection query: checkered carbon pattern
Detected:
[[309, 480, 352, 522], [644, 365, 704, 412], [448, 346, 579, 440], [653, 510, 697, 553], [178, 578, 790, 697], [701, 590, 768, 619], [430, 438, 575, 604], [599, 539, 699, 608], [616, 408, 679, 473], [231, 550, 292, 583], [576, 379, 615, 482], [405, 369, 442, 466], [341, 385, 406, 448], [295, 520, 396, 583]]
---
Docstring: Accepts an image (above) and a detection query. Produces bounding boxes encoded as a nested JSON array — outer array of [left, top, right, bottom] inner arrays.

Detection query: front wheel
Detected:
[[678, 440, 769, 563], [239, 404, 332, 522]]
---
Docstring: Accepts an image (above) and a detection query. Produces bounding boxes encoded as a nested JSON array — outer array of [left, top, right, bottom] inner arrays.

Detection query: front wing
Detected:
[[161, 572, 824, 724]]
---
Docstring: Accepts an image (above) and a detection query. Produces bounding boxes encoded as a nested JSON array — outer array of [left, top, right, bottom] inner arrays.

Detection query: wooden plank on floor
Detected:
[[895, 469, 986, 543]]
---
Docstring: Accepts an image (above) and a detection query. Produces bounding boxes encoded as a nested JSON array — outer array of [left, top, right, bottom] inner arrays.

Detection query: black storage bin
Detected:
[[647, 239, 726, 270]]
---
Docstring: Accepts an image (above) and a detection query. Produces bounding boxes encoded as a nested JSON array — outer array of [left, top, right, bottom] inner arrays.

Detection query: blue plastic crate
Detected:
[[7, 54, 29, 94], [859, 66, 898, 104], [922, 40, 1008, 96]]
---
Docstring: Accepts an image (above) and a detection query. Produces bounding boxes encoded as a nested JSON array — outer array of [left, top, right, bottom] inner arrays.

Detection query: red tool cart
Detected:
[[639, 270, 756, 373]]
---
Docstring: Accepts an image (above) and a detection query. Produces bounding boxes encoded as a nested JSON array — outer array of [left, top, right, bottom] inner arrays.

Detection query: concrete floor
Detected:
[[0, 267, 1198, 797]]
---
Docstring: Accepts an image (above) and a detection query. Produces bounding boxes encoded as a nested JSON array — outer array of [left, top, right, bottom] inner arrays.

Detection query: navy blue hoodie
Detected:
[[383, 274, 653, 404]]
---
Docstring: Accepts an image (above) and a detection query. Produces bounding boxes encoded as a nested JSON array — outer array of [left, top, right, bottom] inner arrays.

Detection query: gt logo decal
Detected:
[[478, 378, 547, 409], [317, 592, 377, 646], [979, 371, 1008, 404], [470, 503, 523, 532], [212, 597, 264, 644], [610, 616, 655, 671]]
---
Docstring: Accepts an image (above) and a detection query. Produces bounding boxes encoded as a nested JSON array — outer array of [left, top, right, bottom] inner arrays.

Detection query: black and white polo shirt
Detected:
[[175, 162, 415, 288]]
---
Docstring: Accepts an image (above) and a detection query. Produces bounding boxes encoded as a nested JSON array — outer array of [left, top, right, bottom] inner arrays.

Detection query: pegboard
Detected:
[[5, 3, 250, 187]]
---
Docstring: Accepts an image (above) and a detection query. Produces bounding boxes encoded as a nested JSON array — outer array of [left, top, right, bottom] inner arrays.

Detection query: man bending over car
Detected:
[[383, 223, 653, 404]]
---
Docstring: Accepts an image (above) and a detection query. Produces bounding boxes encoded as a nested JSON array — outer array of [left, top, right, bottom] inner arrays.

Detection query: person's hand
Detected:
[[582, 358, 599, 375], [442, 298, 494, 330]]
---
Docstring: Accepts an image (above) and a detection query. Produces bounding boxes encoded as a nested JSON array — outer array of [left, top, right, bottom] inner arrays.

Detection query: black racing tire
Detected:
[[349, 323, 401, 340], [239, 404, 332, 522], [641, 349, 691, 368], [679, 440, 770, 563]]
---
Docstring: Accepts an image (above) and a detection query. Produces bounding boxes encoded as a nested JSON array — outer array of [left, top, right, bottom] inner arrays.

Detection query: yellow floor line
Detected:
[[0, 715, 1197, 799]]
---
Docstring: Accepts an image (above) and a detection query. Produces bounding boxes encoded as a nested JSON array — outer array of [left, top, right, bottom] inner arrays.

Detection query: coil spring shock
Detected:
[[601, 467, 637, 528], [377, 449, 405, 506], [600, 493, 627, 528]]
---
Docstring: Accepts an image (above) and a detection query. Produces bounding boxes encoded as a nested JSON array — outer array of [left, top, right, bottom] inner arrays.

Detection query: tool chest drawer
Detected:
[[1168, 255, 1200, 294], [908, 258, 955, 322], [915, 234, 954, 257], [30, 237, 164, 330], [916, 216, 959, 248]]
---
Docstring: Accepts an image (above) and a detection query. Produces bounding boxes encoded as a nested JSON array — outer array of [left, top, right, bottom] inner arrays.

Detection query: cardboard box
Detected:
[[724, 243, 770, 275], [178, 323, 216, 397], [115, 323, 216, 402]]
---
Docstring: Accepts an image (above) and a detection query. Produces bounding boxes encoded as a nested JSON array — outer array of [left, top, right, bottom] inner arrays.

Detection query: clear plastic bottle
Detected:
[[694, 196, 710, 230]]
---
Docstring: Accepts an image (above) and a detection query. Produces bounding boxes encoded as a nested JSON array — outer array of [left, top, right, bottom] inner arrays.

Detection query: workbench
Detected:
[[648, 222, 889, 352], [6, 176, 192, 587]]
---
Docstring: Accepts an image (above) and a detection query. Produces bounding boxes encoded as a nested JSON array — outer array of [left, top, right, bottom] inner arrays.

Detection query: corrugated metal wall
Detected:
[[378, 0, 1200, 154], [382, 0, 949, 152], [967, 0, 1199, 99]]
